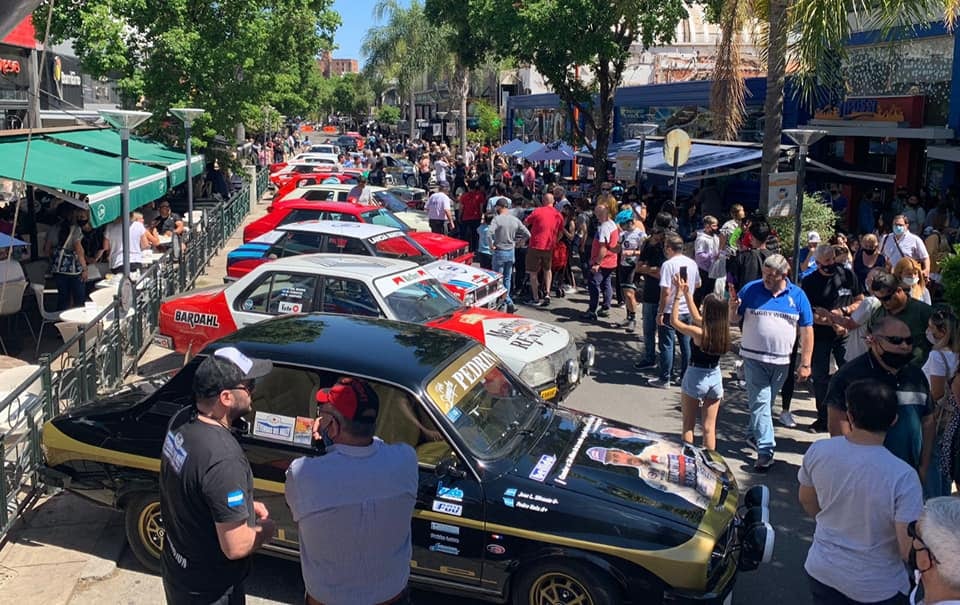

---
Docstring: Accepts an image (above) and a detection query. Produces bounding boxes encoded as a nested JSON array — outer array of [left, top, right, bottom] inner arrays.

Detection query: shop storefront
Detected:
[[0, 43, 30, 130]]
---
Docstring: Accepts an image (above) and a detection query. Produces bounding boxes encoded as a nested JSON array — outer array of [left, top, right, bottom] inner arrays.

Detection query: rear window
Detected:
[[361, 208, 407, 231]]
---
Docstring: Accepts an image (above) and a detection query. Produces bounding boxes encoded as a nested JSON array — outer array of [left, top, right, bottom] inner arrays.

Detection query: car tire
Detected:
[[124, 492, 164, 573], [511, 559, 622, 605]]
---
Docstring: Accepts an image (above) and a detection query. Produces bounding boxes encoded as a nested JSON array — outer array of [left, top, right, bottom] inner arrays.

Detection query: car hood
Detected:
[[511, 410, 737, 535], [428, 308, 569, 369], [424, 261, 500, 293], [409, 232, 466, 256]]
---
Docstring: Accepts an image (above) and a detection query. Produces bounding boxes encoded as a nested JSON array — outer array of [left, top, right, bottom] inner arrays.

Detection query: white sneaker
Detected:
[[563, 285, 576, 294], [779, 411, 798, 428]]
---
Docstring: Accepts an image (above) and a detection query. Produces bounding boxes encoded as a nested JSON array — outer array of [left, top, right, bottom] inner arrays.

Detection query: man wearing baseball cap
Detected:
[[160, 346, 276, 604], [286, 377, 418, 605]]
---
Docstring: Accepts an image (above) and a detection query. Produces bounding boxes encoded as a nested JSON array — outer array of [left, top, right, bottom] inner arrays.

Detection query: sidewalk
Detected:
[[0, 186, 276, 605]]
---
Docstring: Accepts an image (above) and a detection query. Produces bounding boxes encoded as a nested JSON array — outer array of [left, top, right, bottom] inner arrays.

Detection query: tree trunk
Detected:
[[759, 0, 789, 213], [593, 58, 615, 189], [460, 67, 468, 163], [409, 86, 416, 141]]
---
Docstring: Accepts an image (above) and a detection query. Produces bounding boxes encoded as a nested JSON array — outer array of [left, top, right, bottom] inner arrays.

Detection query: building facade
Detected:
[[317, 52, 359, 78]]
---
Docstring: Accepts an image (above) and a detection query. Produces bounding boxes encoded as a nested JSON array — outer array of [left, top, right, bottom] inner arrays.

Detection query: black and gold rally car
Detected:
[[41, 314, 773, 605]]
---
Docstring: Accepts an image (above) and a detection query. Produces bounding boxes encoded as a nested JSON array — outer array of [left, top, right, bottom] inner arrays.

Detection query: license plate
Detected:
[[539, 387, 558, 400], [152, 334, 173, 349], [723, 591, 733, 605]]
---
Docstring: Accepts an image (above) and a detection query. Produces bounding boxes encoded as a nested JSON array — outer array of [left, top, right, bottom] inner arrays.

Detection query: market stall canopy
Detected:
[[601, 139, 764, 181], [45, 129, 204, 188], [0, 136, 168, 227], [495, 139, 524, 154], [515, 141, 546, 159], [0, 232, 28, 248], [526, 141, 576, 162]]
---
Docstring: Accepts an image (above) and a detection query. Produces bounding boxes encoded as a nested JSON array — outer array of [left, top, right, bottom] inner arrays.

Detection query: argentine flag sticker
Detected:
[[227, 490, 245, 508]]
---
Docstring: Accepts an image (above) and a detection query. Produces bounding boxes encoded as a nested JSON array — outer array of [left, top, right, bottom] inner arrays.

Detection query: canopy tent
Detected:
[[603, 139, 764, 181], [494, 139, 524, 155], [526, 141, 576, 162], [514, 141, 546, 159], [45, 129, 204, 188], [0, 137, 168, 227]]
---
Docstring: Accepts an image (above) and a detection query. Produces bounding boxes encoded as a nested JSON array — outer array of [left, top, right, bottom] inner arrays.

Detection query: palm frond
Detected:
[[949, 0, 960, 29], [709, 0, 748, 140]]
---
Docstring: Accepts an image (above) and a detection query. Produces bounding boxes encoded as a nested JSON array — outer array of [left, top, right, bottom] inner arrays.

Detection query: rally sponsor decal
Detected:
[[431, 500, 463, 516], [174, 309, 220, 328], [486, 544, 506, 555], [482, 318, 567, 352], [429, 543, 460, 556], [436, 482, 464, 502], [368, 232, 404, 244], [502, 488, 557, 512], [375, 268, 429, 296], [430, 532, 460, 544], [428, 348, 498, 413], [555, 416, 601, 485], [528, 454, 557, 482], [276, 301, 303, 314], [253, 412, 296, 442], [430, 522, 460, 536]]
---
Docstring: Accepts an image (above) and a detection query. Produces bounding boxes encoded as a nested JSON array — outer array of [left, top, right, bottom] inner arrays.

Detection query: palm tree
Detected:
[[362, 0, 454, 141], [709, 0, 942, 212]]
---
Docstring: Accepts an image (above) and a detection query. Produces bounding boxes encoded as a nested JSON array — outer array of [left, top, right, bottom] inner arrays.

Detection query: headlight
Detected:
[[463, 292, 476, 306], [563, 359, 580, 385], [519, 358, 555, 387], [580, 344, 596, 369]]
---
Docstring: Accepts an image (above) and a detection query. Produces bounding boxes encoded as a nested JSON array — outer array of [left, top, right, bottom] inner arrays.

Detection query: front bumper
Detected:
[[540, 344, 596, 401]]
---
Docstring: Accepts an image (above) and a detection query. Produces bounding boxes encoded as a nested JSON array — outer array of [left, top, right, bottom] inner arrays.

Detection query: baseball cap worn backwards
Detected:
[[615, 209, 635, 225], [193, 347, 273, 399], [316, 377, 380, 424]]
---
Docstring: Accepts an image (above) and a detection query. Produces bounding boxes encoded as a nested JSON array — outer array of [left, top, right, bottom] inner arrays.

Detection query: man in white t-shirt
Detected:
[[346, 176, 374, 205], [434, 156, 449, 187], [881, 214, 930, 276], [646, 233, 700, 389], [104, 212, 153, 273], [425, 184, 455, 235], [799, 379, 922, 605]]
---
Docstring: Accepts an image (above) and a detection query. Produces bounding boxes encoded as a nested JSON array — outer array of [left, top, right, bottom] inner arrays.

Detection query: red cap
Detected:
[[316, 377, 379, 423]]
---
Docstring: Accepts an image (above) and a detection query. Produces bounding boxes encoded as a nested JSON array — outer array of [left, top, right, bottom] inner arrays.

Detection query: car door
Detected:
[[318, 276, 384, 317], [231, 271, 321, 326]]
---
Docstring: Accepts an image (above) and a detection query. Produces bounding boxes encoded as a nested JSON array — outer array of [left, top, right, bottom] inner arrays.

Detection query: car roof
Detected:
[[251, 252, 421, 277], [273, 199, 369, 212], [204, 314, 475, 389], [276, 220, 399, 237], [304, 183, 387, 192]]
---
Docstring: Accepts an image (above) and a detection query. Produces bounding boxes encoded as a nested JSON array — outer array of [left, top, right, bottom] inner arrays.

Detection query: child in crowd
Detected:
[[476, 213, 493, 270]]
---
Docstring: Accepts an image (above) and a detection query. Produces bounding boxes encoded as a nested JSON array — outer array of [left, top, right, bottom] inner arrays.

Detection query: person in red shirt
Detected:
[[523, 160, 536, 197], [458, 180, 485, 252], [583, 203, 620, 320], [524, 192, 564, 306]]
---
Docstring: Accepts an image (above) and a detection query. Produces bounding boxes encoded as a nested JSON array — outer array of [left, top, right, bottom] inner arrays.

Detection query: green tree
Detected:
[[464, 0, 687, 185], [375, 105, 401, 125], [330, 73, 373, 122], [39, 0, 340, 144], [707, 0, 938, 211], [472, 99, 501, 143]]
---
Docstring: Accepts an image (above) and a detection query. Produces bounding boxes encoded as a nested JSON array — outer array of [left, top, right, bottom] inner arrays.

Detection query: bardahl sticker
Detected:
[[174, 309, 220, 328]]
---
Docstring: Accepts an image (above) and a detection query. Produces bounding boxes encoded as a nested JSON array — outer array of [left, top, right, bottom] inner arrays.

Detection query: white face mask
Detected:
[[903, 276, 919, 286], [927, 329, 942, 347]]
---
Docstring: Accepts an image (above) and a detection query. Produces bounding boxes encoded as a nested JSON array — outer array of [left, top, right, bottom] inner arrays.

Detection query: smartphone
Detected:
[[679, 266, 688, 281]]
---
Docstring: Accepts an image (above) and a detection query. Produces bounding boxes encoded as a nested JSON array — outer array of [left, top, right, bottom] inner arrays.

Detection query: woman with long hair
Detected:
[[893, 257, 931, 304], [924, 307, 960, 497], [671, 274, 730, 450]]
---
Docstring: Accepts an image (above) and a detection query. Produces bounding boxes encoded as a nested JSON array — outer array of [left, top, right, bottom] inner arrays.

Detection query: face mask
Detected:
[[902, 276, 919, 286], [927, 329, 941, 346], [894, 225, 906, 236], [820, 264, 837, 275], [879, 349, 913, 370], [862, 248, 876, 255]]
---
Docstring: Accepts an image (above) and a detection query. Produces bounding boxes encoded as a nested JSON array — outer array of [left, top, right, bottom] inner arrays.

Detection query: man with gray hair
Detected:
[[911, 497, 960, 604], [729, 253, 814, 471], [801, 243, 863, 433]]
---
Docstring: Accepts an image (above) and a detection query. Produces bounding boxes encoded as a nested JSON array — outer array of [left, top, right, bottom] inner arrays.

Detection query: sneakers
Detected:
[[538, 296, 550, 308], [563, 285, 576, 294], [745, 435, 757, 451], [625, 318, 636, 332], [779, 411, 798, 428], [634, 360, 658, 370], [644, 378, 671, 389], [506, 303, 517, 314], [597, 308, 610, 318], [581, 311, 598, 321], [754, 453, 774, 472], [670, 377, 683, 387], [807, 419, 828, 434]]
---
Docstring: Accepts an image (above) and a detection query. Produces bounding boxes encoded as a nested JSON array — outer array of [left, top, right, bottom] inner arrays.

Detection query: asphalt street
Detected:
[[68, 288, 823, 605]]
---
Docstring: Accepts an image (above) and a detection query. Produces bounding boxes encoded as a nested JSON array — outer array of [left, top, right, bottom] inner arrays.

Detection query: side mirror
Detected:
[[435, 457, 466, 480]]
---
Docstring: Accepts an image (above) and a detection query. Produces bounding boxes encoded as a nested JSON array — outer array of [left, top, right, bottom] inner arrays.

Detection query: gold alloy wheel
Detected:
[[528, 572, 594, 605], [138, 501, 164, 557]]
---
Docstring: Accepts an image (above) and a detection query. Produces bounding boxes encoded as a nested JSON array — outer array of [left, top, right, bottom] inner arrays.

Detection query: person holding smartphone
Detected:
[[285, 377, 418, 605]]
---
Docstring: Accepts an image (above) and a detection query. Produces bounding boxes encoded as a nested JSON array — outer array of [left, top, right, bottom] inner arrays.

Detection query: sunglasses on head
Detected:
[[877, 334, 912, 346]]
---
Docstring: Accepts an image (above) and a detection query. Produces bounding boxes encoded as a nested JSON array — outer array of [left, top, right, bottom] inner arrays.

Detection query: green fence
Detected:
[[0, 179, 257, 539]]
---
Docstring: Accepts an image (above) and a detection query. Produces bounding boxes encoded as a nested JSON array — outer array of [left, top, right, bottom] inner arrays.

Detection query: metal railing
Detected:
[[255, 168, 270, 199], [0, 178, 257, 539]]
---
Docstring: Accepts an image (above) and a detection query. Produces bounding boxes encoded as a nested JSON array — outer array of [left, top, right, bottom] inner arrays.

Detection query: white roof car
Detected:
[[308, 144, 339, 155], [282, 184, 431, 232], [293, 153, 339, 166]]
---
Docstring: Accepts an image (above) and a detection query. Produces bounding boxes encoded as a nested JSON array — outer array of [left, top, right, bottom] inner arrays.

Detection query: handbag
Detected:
[[933, 351, 957, 434], [53, 229, 83, 276]]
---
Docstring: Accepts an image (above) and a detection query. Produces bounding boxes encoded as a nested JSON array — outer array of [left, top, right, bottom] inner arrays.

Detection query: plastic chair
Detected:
[[88, 287, 116, 309], [0, 280, 30, 355], [32, 283, 62, 357]]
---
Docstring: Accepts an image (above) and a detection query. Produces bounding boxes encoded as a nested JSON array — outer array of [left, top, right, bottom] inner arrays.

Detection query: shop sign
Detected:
[[768, 172, 797, 218], [615, 152, 637, 183], [814, 95, 924, 126], [0, 59, 20, 75]]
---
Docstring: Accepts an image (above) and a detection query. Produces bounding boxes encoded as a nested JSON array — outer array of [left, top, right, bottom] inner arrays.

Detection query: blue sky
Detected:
[[330, 0, 411, 67]]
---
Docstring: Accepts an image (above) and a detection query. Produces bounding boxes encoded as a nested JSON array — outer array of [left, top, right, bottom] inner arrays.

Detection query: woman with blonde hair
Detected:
[[893, 257, 931, 304], [671, 274, 730, 450]]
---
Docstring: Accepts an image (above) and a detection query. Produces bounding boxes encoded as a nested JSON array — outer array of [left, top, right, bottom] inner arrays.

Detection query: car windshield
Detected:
[[360, 207, 409, 232], [373, 191, 410, 214], [426, 348, 540, 460], [367, 232, 434, 264], [379, 276, 462, 323]]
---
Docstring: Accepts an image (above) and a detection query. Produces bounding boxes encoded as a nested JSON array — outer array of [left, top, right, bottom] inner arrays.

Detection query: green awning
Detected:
[[45, 129, 205, 188], [0, 137, 169, 227]]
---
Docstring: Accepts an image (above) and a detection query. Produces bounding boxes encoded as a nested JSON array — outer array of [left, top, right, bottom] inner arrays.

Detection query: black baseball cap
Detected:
[[193, 347, 273, 399], [870, 271, 900, 293], [316, 377, 379, 424]]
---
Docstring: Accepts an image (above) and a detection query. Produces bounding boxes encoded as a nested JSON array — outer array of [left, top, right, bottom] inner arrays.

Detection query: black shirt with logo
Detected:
[[160, 406, 255, 595], [801, 266, 862, 341], [638, 239, 667, 304]]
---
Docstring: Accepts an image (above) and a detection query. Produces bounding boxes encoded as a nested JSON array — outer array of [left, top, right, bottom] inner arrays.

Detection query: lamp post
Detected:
[[631, 123, 658, 193], [436, 111, 448, 145], [782, 128, 828, 280], [449, 109, 460, 153], [169, 108, 205, 233], [98, 109, 152, 287]]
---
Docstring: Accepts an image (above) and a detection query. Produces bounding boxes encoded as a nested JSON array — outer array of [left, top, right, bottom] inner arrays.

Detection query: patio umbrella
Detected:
[[515, 141, 546, 159], [495, 139, 524, 155], [0, 233, 27, 248], [526, 141, 575, 162]]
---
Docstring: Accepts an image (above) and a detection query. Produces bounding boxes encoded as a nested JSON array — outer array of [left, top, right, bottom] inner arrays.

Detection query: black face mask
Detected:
[[820, 264, 837, 275], [879, 349, 913, 370], [77, 219, 89, 226], [862, 248, 876, 255]]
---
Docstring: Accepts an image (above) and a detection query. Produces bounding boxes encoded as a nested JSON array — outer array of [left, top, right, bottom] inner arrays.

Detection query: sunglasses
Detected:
[[874, 290, 895, 302], [231, 381, 255, 395], [877, 334, 913, 346]]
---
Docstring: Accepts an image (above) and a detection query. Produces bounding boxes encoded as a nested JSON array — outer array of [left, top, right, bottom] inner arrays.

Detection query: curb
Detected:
[[78, 516, 126, 582]]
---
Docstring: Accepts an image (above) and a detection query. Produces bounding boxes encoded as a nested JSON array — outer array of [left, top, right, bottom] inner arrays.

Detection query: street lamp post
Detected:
[[169, 108, 205, 233], [782, 128, 827, 280], [449, 109, 461, 155], [436, 111, 448, 145], [631, 123, 658, 193], [98, 109, 152, 287]]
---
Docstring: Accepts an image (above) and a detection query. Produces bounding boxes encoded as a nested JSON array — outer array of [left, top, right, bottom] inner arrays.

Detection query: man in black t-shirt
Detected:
[[801, 244, 863, 433], [727, 221, 772, 291], [634, 226, 668, 369], [160, 347, 276, 604]]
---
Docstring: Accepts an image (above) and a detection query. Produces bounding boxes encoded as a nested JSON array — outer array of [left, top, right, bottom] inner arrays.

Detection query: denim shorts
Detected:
[[681, 365, 723, 401]]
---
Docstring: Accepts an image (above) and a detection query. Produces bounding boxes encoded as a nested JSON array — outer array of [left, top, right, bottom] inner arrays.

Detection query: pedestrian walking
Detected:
[[881, 214, 930, 276], [616, 209, 645, 332], [285, 377, 418, 605], [799, 379, 922, 605], [489, 198, 530, 314], [694, 216, 720, 305], [868, 271, 934, 367], [582, 204, 619, 321], [476, 212, 494, 270], [909, 497, 960, 605], [801, 244, 863, 433], [425, 184, 455, 235], [524, 192, 564, 306], [160, 347, 276, 605], [671, 274, 729, 450], [728, 253, 814, 471], [458, 180, 484, 252], [633, 214, 673, 371], [826, 316, 935, 475], [922, 307, 960, 498], [645, 233, 699, 389]]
